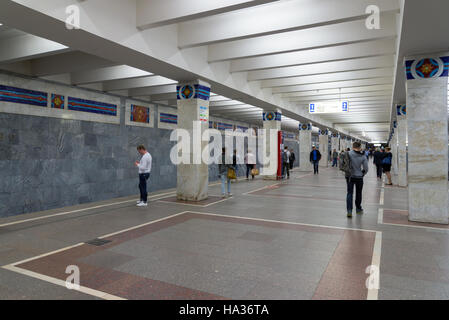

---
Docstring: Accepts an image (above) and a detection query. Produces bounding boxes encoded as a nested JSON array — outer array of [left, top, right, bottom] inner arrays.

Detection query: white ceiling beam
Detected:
[[272, 78, 394, 94], [71, 65, 153, 85], [103, 75, 177, 91], [179, 0, 399, 48], [137, 0, 279, 30], [129, 84, 177, 97], [208, 13, 397, 62], [0, 33, 69, 64], [280, 84, 394, 98], [210, 100, 246, 107], [30, 51, 116, 77], [230, 39, 396, 72], [288, 92, 393, 102], [248, 56, 395, 81], [209, 95, 232, 102], [262, 68, 394, 88]]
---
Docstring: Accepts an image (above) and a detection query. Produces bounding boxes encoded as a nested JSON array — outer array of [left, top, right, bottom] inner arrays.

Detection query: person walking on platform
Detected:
[[373, 148, 384, 180], [340, 142, 368, 218], [135, 145, 152, 207], [289, 149, 295, 170], [331, 149, 339, 167], [310, 146, 322, 174], [219, 148, 235, 197], [382, 147, 393, 185], [282, 146, 290, 179], [245, 149, 256, 180]]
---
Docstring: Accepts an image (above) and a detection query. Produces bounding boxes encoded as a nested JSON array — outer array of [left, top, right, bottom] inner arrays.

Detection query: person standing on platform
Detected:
[[340, 142, 368, 218], [289, 149, 295, 170], [245, 149, 256, 180], [373, 148, 384, 180], [331, 149, 339, 167], [219, 148, 234, 197], [310, 146, 322, 174], [135, 145, 152, 207], [382, 147, 393, 185], [282, 146, 290, 179]]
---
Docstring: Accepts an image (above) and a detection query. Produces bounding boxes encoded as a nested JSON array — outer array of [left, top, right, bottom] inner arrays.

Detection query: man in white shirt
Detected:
[[135, 145, 152, 207]]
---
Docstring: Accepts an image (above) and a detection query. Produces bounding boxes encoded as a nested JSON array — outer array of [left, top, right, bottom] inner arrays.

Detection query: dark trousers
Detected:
[[246, 164, 255, 179], [375, 164, 383, 178], [283, 163, 290, 178], [289, 161, 294, 170], [313, 160, 319, 174], [332, 158, 338, 167], [346, 177, 364, 212], [139, 173, 150, 203]]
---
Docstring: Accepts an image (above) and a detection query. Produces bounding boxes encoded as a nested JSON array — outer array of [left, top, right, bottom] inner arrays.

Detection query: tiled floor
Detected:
[[1, 162, 449, 300]]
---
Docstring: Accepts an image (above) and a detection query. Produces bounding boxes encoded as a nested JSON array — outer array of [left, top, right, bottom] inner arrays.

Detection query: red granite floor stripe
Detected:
[[312, 230, 375, 300], [383, 209, 449, 229], [15, 212, 376, 300]]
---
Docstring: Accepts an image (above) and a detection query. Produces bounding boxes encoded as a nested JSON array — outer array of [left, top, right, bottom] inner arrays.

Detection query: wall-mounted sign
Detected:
[[309, 101, 349, 114]]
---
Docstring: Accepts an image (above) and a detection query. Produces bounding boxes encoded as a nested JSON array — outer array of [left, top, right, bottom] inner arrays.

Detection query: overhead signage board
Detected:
[[309, 101, 349, 114]]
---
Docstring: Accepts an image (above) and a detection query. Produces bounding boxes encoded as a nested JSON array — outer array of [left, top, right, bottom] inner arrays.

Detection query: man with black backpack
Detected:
[[339, 141, 369, 218]]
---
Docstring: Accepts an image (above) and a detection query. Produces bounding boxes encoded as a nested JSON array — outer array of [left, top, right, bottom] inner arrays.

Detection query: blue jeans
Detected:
[[332, 158, 338, 167], [221, 174, 231, 195], [139, 173, 150, 202], [312, 160, 319, 174], [346, 177, 363, 212]]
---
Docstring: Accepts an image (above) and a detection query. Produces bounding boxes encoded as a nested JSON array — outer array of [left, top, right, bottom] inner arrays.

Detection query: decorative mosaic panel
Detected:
[[176, 84, 211, 101], [263, 111, 282, 121], [68, 97, 117, 116], [160, 112, 177, 124], [405, 56, 449, 80], [217, 122, 233, 131], [51, 94, 65, 109], [396, 105, 406, 116], [0, 85, 47, 107], [299, 123, 312, 131], [130, 105, 150, 124]]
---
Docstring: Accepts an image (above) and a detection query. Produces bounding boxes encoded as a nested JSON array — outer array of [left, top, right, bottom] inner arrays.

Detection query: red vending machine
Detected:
[[277, 131, 283, 179]]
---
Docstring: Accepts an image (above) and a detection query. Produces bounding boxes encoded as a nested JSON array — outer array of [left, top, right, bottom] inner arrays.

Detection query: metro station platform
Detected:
[[1, 164, 448, 300]]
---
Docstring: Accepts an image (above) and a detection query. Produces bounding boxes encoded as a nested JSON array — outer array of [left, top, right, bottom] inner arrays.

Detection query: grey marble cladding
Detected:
[[0, 112, 177, 217]]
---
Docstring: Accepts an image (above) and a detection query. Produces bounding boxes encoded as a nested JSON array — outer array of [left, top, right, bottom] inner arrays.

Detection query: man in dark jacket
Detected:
[[289, 149, 295, 170], [373, 148, 384, 180], [309, 146, 322, 175], [345, 142, 369, 218]]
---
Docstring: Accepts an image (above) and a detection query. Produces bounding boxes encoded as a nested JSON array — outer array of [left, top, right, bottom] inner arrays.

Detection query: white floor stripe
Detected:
[[367, 231, 382, 300], [378, 208, 384, 224], [2, 265, 126, 300], [188, 211, 379, 233], [0, 190, 177, 228]]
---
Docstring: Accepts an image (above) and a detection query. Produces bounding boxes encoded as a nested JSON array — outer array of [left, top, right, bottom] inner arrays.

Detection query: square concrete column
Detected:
[[262, 111, 281, 180], [299, 123, 312, 172], [331, 132, 339, 154], [397, 105, 408, 187], [176, 80, 210, 201], [405, 53, 449, 224], [319, 129, 329, 168]]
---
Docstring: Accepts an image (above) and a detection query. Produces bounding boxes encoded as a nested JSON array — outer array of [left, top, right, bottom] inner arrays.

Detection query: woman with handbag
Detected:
[[245, 149, 257, 180], [219, 148, 235, 197]]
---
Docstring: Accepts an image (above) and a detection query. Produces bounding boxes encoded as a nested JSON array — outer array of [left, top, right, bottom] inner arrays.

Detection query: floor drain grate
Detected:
[[85, 238, 112, 246]]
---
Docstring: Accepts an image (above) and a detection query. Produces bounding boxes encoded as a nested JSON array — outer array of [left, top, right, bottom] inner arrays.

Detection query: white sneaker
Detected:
[[137, 200, 142, 204], [137, 202, 147, 207], [227, 193, 233, 197]]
